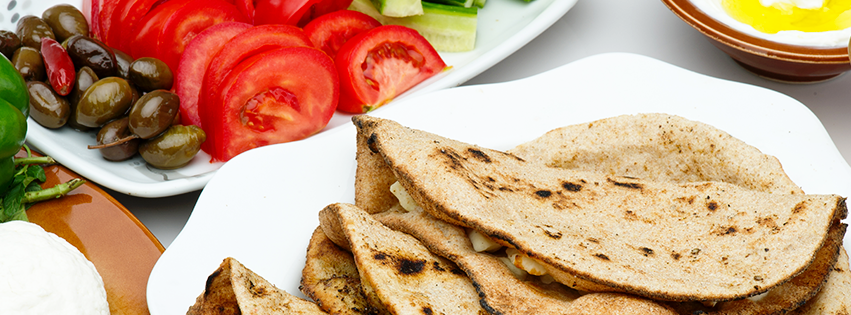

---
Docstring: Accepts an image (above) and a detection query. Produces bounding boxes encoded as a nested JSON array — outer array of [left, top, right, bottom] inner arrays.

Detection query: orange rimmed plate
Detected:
[[17, 150, 164, 315]]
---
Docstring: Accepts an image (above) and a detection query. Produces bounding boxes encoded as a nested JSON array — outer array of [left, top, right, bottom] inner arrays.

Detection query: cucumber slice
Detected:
[[349, 0, 478, 52], [423, 0, 475, 8], [372, 0, 423, 17], [473, 0, 485, 8]]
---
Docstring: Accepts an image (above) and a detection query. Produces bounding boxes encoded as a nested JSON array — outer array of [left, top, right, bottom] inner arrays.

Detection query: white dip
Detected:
[[0, 221, 110, 315], [690, 0, 851, 47]]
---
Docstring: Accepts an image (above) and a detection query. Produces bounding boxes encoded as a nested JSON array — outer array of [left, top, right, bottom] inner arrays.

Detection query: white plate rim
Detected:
[[146, 52, 851, 314]]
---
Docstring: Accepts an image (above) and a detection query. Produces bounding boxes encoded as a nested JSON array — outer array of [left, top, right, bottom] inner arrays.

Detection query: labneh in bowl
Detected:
[[662, 0, 851, 83]]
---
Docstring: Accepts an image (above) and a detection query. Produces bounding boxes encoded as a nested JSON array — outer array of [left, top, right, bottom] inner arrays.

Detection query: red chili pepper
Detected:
[[40, 37, 76, 96]]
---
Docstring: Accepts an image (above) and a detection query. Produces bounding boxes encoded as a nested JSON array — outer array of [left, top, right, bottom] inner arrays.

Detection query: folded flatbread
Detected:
[[322, 202, 484, 314], [508, 113, 803, 195], [300, 227, 388, 315], [188, 257, 327, 315], [351, 115, 847, 302]]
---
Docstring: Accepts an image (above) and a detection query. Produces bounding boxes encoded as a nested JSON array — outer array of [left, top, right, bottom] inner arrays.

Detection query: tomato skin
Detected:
[[335, 25, 446, 114], [130, 0, 190, 59], [205, 47, 338, 161], [304, 10, 382, 58], [235, 0, 256, 23], [157, 0, 248, 74], [199, 24, 312, 155], [115, 0, 161, 53], [253, 0, 352, 27], [175, 22, 252, 128]]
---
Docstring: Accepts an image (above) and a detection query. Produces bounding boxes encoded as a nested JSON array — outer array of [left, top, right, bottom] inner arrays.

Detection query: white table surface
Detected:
[[113, 0, 851, 249]]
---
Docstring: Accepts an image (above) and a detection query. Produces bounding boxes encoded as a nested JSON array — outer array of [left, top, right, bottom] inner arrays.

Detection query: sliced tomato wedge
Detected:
[[304, 10, 382, 58], [204, 47, 338, 161], [114, 0, 161, 53], [335, 25, 446, 114], [130, 0, 191, 59], [95, 0, 124, 45], [199, 24, 312, 155], [175, 22, 252, 128], [235, 0, 256, 23], [157, 0, 249, 74], [253, 0, 353, 27]]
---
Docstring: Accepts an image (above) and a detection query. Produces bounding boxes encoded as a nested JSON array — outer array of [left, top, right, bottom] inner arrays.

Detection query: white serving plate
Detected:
[[10, 0, 579, 198], [147, 52, 851, 314]]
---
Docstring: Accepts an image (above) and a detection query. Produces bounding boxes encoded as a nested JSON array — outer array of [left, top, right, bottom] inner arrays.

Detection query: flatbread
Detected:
[[508, 113, 803, 195], [354, 121, 399, 214], [322, 203, 485, 314], [187, 257, 327, 315], [352, 115, 847, 302], [373, 204, 583, 315], [790, 246, 851, 315], [565, 293, 678, 315], [300, 227, 388, 315]]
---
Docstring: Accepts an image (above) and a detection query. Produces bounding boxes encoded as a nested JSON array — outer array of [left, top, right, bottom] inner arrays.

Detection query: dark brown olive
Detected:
[[128, 57, 173, 92], [76, 77, 134, 128], [42, 4, 89, 43], [11, 46, 45, 81], [65, 35, 117, 78], [96, 117, 140, 161], [112, 47, 133, 79], [0, 30, 22, 60], [128, 90, 180, 139], [27, 81, 69, 129], [139, 125, 206, 169], [15, 15, 55, 51], [67, 66, 98, 131]]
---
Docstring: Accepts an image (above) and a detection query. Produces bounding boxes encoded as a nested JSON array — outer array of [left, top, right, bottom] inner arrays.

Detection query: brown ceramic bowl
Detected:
[[17, 149, 164, 315], [662, 0, 851, 83]]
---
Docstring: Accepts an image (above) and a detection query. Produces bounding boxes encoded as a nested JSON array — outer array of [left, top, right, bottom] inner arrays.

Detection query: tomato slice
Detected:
[[235, 0, 256, 23], [199, 24, 312, 155], [157, 0, 249, 74], [175, 21, 252, 128], [130, 0, 191, 59], [253, 0, 320, 26], [304, 10, 382, 58], [95, 0, 124, 46], [205, 47, 338, 161], [335, 25, 446, 114], [114, 0, 161, 53]]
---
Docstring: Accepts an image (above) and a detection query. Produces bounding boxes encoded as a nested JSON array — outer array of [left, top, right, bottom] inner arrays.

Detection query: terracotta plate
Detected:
[[19, 150, 164, 315]]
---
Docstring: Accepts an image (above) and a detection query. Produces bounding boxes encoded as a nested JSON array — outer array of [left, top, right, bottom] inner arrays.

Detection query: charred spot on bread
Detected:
[[562, 181, 583, 192], [467, 148, 492, 163], [607, 178, 643, 189]]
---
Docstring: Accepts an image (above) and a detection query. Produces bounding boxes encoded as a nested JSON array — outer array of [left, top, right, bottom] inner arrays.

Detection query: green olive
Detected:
[[96, 117, 139, 161], [11, 46, 45, 81], [15, 15, 55, 51], [128, 90, 180, 139], [128, 57, 173, 92], [65, 35, 117, 78], [41, 4, 89, 43], [27, 81, 69, 129], [67, 67, 98, 131], [112, 47, 133, 79], [0, 30, 22, 60], [139, 125, 206, 170], [76, 77, 134, 128]]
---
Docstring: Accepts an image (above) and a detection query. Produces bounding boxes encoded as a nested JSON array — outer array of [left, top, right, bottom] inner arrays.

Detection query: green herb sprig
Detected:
[[0, 145, 85, 223]]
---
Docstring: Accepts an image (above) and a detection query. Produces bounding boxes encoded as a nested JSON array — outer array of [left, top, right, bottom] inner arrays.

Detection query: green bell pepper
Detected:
[[0, 54, 29, 117], [0, 91, 26, 193]]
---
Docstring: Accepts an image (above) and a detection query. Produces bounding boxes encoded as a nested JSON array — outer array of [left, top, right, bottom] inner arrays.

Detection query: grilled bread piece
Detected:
[[352, 115, 847, 302], [300, 227, 388, 315], [322, 203, 485, 315], [373, 204, 582, 315], [508, 113, 803, 195], [790, 246, 851, 315], [188, 257, 327, 315]]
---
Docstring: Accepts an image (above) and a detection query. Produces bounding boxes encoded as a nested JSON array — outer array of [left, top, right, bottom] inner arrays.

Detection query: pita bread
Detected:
[[354, 123, 400, 214], [352, 115, 847, 302], [508, 113, 802, 195], [565, 292, 678, 315], [322, 203, 485, 314], [187, 257, 327, 315], [790, 246, 851, 315], [372, 204, 582, 315], [300, 227, 388, 315]]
